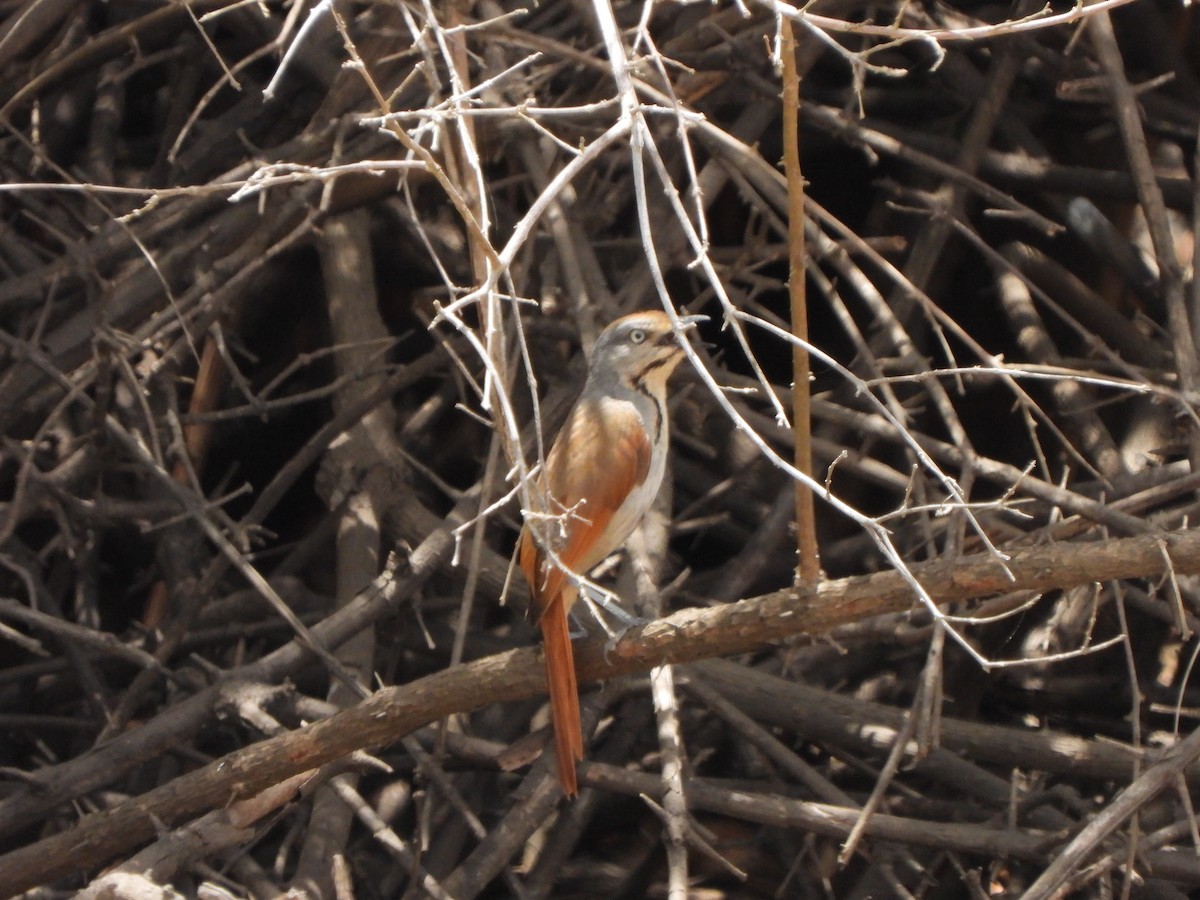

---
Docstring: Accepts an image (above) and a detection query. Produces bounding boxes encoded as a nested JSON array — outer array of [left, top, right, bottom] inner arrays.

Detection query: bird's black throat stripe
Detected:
[[631, 354, 674, 442]]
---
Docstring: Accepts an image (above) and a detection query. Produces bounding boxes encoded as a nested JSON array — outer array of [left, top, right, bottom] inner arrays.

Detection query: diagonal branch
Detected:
[[3, 527, 1200, 896]]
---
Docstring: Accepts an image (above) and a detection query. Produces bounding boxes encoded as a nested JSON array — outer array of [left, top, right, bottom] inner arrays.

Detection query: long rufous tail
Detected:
[[540, 595, 583, 796]]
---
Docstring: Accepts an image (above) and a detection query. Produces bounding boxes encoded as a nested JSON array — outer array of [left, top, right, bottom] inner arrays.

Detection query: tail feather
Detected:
[[540, 596, 583, 795]]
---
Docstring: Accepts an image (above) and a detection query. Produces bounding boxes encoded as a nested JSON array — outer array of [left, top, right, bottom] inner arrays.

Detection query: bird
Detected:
[[518, 309, 703, 796]]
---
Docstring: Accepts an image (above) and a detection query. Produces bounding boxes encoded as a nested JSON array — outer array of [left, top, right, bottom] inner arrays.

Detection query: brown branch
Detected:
[[1022, 723, 1200, 900], [3, 527, 1200, 895], [577, 760, 1200, 885], [780, 18, 818, 586]]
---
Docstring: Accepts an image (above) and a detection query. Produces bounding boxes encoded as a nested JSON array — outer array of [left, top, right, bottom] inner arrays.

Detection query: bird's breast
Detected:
[[585, 396, 670, 563]]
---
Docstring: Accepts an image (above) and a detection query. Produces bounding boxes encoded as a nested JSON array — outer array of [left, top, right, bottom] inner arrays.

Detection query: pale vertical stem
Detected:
[[780, 19, 819, 587]]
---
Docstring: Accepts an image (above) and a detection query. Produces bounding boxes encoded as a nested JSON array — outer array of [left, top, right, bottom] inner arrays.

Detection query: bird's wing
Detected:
[[520, 397, 651, 614]]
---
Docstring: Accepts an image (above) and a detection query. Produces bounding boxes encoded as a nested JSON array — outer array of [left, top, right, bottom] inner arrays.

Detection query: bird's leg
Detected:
[[565, 614, 588, 640], [575, 581, 650, 659], [575, 585, 622, 640]]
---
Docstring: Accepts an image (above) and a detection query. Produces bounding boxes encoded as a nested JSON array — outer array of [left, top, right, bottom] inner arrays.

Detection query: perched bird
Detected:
[[518, 309, 703, 795]]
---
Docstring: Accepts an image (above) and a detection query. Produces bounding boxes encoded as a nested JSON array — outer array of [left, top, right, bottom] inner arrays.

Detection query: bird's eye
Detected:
[[629, 328, 646, 344]]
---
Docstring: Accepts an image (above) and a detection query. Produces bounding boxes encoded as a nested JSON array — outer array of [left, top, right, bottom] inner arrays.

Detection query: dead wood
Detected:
[[3, 0, 1200, 898]]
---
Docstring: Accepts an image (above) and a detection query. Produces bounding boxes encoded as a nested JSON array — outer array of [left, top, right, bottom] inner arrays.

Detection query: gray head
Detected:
[[587, 310, 705, 393]]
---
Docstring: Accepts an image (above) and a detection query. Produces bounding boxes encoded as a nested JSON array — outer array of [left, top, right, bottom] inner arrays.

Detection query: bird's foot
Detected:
[[578, 582, 647, 640], [602, 621, 647, 660]]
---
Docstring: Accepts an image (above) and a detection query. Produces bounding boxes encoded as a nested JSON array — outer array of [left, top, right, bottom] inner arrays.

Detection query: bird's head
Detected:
[[589, 310, 705, 392]]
